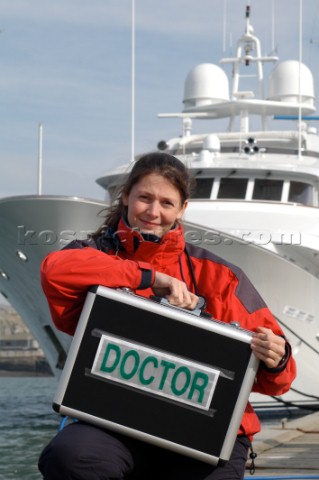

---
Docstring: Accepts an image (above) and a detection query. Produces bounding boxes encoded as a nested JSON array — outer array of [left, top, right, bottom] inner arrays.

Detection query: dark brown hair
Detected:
[[93, 152, 195, 236]]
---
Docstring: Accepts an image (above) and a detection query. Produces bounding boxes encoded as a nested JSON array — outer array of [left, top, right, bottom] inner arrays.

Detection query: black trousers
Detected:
[[38, 422, 250, 480]]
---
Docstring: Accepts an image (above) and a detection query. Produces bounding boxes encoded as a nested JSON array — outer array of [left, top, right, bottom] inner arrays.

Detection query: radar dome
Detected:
[[267, 60, 315, 106], [183, 63, 229, 109]]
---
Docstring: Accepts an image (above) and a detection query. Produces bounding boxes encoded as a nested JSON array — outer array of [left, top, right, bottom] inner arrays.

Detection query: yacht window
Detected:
[[253, 179, 283, 201], [288, 181, 313, 206], [192, 178, 214, 199], [217, 178, 248, 199]]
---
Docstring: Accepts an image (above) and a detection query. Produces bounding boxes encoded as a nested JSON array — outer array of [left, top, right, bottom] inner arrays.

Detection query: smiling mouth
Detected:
[[140, 220, 161, 227]]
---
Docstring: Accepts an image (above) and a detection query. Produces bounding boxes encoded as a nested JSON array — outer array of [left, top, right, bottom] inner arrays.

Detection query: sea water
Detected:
[[0, 376, 59, 480], [0, 376, 306, 479]]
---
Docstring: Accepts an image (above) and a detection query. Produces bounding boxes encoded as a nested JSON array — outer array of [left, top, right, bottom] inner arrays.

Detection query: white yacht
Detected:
[[0, 6, 318, 413]]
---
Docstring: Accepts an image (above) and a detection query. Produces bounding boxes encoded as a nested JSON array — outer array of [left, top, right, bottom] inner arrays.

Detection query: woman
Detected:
[[38, 152, 296, 480]]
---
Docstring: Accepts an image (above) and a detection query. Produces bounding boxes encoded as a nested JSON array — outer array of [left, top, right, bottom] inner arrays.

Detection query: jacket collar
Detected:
[[116, 217, 185, 261]]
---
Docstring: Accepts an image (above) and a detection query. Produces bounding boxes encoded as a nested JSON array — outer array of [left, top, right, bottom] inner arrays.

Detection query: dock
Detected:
[[245, 411, 319, 478]]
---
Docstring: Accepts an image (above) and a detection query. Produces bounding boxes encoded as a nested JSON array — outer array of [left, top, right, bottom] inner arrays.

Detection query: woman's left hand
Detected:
[[251, 326, 286, 369]]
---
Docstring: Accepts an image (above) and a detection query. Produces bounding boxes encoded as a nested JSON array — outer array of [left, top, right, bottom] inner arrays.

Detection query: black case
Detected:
[[53, 285, 259, 465]]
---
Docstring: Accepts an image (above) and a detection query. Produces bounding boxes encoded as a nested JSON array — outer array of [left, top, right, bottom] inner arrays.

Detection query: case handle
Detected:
[[150, 295, 211, 319]]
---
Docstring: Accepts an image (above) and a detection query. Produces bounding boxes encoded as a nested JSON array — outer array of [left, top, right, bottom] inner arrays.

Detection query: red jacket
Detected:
[[41, 218, 296, 440]]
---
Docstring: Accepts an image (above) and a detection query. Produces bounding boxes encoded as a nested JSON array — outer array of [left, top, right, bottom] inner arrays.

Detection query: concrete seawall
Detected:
[[0, 305, 52, 376]]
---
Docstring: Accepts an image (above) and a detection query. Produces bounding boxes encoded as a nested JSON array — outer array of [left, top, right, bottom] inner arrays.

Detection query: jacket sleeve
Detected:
[[203, 263, 297, 398], [246, 308, 296, 397], [218, 271, 296, 397], [41, 247, 155, 335]]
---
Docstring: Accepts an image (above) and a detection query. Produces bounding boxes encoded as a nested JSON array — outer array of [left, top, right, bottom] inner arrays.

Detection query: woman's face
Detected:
[[123, 173, 188, 237]]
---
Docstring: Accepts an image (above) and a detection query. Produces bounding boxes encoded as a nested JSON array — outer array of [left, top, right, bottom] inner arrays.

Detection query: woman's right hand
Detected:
[[152, 271, 199, 310]]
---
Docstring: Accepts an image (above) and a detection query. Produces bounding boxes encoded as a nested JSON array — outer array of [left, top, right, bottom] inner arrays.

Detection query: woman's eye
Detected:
[[139, 195, 150, 202]]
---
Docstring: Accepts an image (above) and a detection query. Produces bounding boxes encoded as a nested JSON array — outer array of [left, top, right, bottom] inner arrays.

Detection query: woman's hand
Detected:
[[251, 326, 286, 369], [152, 271, 199, 310]]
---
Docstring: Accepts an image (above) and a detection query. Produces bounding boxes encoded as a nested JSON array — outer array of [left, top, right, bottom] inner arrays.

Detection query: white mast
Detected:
[[298, 0, 303, 159], [37, 123, 43, 195], [130, 0, 135, 163], [220, 5, 278, 132]]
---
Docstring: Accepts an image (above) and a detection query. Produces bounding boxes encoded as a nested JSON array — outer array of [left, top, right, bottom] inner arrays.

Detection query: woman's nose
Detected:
[[146, 202, 159, 217]]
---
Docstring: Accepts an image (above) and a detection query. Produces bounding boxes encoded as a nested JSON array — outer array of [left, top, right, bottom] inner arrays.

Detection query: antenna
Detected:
[[223, 0, 227, 53], [130, 0, 135, 163], [271, 0, 275, 52], [37, 123, 43, 195], [298, 0, 303, 159]]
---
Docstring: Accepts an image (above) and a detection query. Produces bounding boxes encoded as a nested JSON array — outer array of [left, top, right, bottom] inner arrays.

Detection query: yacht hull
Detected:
[[0, 195, 106, 374]]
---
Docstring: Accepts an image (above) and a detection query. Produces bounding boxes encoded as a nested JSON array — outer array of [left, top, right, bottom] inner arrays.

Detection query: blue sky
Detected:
[[0, 0, 319, 201]]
